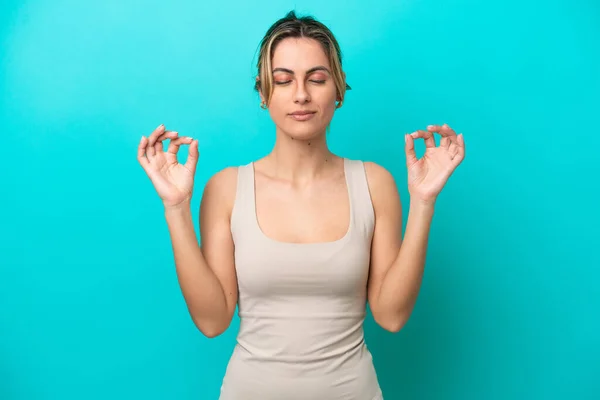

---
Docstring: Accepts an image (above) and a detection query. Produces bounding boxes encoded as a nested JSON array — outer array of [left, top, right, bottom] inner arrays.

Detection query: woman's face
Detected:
[[261, 37, 340, 140]]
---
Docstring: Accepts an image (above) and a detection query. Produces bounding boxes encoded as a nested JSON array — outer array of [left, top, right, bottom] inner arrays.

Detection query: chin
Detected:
[[281, 123, 327, 140]]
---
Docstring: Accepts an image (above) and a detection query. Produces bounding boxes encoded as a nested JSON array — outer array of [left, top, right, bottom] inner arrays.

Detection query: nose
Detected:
[[294, 81, 311, 104]]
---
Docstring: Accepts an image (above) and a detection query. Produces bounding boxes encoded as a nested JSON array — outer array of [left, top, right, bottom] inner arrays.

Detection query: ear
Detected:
[[255, 76, 265, 102], [338, 71, 348, 101]]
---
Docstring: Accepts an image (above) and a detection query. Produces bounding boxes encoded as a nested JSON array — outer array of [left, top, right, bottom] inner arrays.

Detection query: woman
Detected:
[[137, 10, 465, 400]]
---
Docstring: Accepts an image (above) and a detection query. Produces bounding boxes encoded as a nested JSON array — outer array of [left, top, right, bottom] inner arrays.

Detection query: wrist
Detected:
[[164, 200, 192, 216], [410, 197, 437, 210]]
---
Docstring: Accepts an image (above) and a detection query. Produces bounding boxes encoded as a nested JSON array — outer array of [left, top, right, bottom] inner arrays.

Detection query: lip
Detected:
[[289, 111, 317, 121], [290, 110, 316, 115]]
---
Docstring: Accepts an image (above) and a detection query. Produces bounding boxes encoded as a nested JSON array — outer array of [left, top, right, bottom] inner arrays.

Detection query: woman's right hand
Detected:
[[137, 124, 199, 209]]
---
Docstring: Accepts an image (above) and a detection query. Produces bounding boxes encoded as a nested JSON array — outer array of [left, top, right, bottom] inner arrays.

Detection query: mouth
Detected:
[[289, 111, 317, 121]]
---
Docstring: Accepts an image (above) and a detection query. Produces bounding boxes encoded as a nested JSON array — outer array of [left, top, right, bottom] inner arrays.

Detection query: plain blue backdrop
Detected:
[[1, 0, 599, 399]]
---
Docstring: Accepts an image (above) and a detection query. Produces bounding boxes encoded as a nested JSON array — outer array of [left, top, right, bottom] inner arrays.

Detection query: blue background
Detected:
[[1, 0, 599, 399]]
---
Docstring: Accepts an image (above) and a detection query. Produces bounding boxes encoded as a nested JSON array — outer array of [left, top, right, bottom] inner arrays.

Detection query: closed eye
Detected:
[[274, 79, 326, 85]]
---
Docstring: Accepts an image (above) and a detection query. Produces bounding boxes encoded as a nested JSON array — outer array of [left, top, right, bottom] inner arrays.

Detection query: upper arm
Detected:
[[364, 162, 403, 313], [199, 166, 239, 321]]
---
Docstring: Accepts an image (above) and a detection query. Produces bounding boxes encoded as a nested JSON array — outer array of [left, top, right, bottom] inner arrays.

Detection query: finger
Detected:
[[147, 124, 166, 148], [162, 130, 178, 140], [448, 142, 459, 159], [435, 124, 458, 139], [427, 124, 456, 143], [411, 130, 436, 148], [430, 123, 458, 149], [166, 136, 194, 156], [137, 136, 150, 169], [405, 134, 418, 165], [456, 133, 465, 159], [450, 134, 465, 164], [185, 139, 200, 173], [147, 138, 156, 158], [146, 124, 165, 158], [440, 137, 450, 148], [427, 123, 457, 136], [154, 130, 179, 154]]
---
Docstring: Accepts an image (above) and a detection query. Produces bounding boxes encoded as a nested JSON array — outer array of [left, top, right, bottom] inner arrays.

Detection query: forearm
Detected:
[[377, 200, 435, 324], [164, 204, 229, 334]]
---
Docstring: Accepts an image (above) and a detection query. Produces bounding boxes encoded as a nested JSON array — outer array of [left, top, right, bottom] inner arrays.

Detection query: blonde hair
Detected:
[[254, 11, 351, 109]]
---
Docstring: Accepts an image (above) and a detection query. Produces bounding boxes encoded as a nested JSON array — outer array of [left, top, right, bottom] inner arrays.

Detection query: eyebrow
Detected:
[[272, 66, 331, 75]]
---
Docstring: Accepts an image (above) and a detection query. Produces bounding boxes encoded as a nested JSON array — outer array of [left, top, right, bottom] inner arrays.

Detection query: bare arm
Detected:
[[366, 125, 464, 332], [165, 167, 238, 338], [365, 162, 434, 332]]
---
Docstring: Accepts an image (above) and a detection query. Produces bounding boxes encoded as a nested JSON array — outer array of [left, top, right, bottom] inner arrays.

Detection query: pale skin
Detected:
[[137, 37, 465, 337]]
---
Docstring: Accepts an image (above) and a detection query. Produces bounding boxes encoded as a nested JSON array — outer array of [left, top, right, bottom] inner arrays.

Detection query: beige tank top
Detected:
[[219, 158, 384, 400]]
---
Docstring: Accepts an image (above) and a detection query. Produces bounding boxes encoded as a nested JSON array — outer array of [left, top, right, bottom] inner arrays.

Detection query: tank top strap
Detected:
[[230, 163, 256, 241], [344, 158, 375, 240]]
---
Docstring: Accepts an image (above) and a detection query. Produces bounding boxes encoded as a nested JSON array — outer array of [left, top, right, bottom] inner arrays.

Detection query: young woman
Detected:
[[137, 10, 465, 400]]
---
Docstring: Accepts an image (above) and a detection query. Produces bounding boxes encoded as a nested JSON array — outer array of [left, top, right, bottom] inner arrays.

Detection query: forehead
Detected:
[[271, 37, 330, 70]]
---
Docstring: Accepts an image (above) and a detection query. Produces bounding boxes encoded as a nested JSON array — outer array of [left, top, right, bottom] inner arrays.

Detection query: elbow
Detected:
[[373, 311, 409, 333], [191, 316, 228, 338], [379, 318, 405, 333], [202, 329, 225, 339], [200, 326, 225, 338]]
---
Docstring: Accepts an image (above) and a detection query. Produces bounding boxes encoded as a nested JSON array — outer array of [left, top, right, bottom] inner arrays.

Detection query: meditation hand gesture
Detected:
[[405, 123, 465, 205], [137, 124, 199, 209]]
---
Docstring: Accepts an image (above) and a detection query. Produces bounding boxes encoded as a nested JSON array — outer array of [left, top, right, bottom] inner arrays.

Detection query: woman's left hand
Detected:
[[405, 123, 465, 205]]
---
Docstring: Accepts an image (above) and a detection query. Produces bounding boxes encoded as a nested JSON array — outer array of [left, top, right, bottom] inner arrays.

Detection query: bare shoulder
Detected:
[[362, 161, 401, 207], [204, 167, 238, 202], [201, 166, 239, 217], [205, 166, 238, 191]]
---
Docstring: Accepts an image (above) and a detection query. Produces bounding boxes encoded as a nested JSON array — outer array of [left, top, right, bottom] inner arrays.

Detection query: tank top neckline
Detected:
[[247, 157, 355, 247]]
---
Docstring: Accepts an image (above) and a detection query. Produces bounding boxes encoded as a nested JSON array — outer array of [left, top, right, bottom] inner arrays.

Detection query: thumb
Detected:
[[405, 134, 418, 166], [185, 139, 200, 173]]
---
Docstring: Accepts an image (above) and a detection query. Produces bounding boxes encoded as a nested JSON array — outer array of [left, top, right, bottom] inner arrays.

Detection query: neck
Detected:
[[265, 128, 337, 182]]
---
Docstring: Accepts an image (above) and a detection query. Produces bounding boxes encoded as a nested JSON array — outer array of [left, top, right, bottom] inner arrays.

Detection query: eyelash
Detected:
[[274, 80, 326, 85]]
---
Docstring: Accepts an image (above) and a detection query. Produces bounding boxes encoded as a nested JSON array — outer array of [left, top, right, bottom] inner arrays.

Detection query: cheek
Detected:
[[269, 90, 288, 107], [321, 87, 339, 108], [267, 99, 285, 118], [321, 94, 338, 113]]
